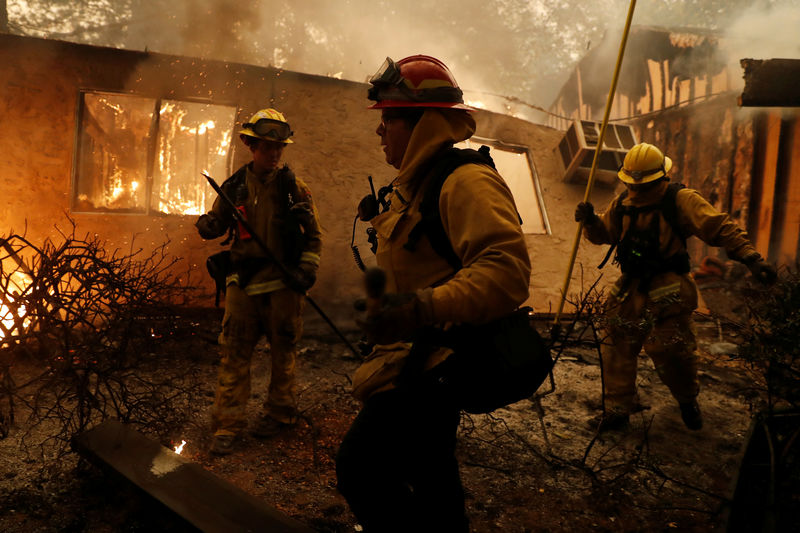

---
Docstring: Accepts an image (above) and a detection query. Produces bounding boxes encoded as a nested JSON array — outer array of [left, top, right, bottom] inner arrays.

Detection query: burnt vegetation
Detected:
[[0, 237, 799, 531], [0, 220, 205, 459]]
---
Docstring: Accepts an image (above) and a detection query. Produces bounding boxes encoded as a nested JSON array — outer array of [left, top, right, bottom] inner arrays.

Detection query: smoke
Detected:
[[722, 3, 800, 90], [9, 0, 800, 121]]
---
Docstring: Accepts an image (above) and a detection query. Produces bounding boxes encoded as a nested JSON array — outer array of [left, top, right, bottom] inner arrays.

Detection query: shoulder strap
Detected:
[[661, 182, 687, 243], [598, 182, 688, 269], [219, 165, 248, 245], [403, 146, 496, 271], [612, 183, 686, 240], [597, 190, 628, 269], [276, 164, 297, 213], [220, 165, 248, 202]]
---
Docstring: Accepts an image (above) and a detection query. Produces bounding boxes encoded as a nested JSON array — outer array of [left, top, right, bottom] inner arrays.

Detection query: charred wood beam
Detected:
[[73, 420, 315, 533], [739, 58, 800, 107]]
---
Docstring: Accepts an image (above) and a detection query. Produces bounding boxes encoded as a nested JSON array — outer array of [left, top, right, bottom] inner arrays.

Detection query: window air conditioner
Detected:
[[555, 120, 638, 188]]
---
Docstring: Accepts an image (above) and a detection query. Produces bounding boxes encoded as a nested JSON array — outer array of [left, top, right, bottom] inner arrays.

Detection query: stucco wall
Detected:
[[0, 34, 613, 332]]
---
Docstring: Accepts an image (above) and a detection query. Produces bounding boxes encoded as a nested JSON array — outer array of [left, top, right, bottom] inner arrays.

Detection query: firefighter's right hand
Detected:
[[195, 213, 226, 240], [746, 258, 778, 285], [357, 288, 434, 345], [284, 262, 317, 293], [574, 202, 599, 225]]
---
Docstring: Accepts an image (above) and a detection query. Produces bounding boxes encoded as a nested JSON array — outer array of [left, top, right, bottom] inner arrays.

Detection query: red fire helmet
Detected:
[[367, 55, 472, 110]]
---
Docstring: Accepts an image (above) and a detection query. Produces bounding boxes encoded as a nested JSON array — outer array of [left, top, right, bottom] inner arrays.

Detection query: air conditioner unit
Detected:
[[555, 120, 638, 188]]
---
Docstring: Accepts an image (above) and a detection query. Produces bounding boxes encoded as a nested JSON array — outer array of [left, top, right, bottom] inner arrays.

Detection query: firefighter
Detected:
[[335, 55, 531, 531], [575, 142, 776, 432], [195, 108, 322, 455]]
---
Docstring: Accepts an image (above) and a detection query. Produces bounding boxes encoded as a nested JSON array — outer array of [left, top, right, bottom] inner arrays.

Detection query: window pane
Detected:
[[456, 140, 548, 234], [74, 93, 154, 213], [153, 101, 236, 215]]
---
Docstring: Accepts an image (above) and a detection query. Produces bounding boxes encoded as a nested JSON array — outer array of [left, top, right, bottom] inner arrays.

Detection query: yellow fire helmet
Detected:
[[239, 108, 294, 144], [617, 142, 672, 184]]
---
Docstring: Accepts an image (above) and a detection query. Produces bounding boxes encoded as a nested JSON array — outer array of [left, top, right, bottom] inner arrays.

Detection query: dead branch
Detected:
[[0, 222, 205, 465]]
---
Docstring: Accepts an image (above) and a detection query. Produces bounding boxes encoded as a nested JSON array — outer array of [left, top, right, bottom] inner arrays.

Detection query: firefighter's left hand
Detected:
[[357, 288, 434, 344], [290, 202, 315, 230], [746, 258, 778, 285], [284, 262, 317, 293]]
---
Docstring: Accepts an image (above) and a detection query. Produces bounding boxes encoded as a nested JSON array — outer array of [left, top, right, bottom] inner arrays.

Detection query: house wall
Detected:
[[547, 27, 800, 269], [0, 33, 611, 333]]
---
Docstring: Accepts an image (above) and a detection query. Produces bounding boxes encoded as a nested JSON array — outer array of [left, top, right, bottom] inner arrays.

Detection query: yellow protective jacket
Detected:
[[198, 163, 322, 295], [374, 108, 531, 323], [352, 108, 531, 400], [583, 179, 759, 299]]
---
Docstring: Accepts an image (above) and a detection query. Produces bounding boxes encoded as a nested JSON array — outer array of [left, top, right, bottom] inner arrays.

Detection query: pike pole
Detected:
[[552, 0, 638, 331], [201, 171, 361, 358]]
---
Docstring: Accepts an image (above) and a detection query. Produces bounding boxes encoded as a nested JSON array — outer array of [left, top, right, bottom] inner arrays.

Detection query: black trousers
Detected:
[[335, 383, 469, 532]]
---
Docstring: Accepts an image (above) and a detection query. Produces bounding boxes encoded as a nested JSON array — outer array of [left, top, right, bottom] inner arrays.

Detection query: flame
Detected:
[[1, 271, 32, 341], [173, 439, 187, 454]]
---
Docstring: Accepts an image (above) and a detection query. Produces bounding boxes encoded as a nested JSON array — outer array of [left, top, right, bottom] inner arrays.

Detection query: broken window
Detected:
[[72, 92, 236, 215], [456, 138, 549, 235]]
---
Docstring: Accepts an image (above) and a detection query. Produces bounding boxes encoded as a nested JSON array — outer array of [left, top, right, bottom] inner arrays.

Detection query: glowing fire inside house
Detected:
[[74, 93, 236, 216]]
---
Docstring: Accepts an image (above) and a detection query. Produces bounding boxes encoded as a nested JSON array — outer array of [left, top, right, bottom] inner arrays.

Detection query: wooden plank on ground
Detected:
[[72, 419, 314, 533]]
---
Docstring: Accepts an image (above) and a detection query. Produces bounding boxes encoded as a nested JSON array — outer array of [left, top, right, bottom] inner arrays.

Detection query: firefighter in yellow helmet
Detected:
[[195, 108, 322, 455], [335, 55, 531, 531], [575, 142, 776, 432]]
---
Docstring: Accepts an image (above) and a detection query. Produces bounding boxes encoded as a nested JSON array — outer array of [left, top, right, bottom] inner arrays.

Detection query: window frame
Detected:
[[458, 136, 551, 235], [70, 89, 238, 216]]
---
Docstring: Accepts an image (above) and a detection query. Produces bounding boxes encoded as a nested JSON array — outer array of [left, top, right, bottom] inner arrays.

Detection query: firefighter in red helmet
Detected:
[[335, 55, 531, 531]]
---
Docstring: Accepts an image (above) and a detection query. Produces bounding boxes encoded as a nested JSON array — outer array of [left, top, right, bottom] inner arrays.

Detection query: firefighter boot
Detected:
[[251, 415, 292, 439], [679, 400, 703, 430], [591, 411, 630, 433], [209, 432, 237, 455]]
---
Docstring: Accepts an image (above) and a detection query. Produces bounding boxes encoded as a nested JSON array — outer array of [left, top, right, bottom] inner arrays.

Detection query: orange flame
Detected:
[[173, 440, 187, 454], [1, 271, 32, 341]]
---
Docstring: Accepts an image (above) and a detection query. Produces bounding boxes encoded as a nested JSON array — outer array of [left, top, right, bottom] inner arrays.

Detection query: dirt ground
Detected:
[[0, 305, 768, 532]]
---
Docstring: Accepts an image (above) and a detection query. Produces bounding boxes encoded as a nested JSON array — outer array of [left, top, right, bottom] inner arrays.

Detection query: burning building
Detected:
[[549, 25, 800, 269], [0, 32, 612, 326]]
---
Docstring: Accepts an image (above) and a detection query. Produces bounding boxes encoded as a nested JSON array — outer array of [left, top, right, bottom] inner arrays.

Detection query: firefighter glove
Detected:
[[745, 257, 777, 285], [574, 202, 599, 225], [196, 213, 227, 240], [358, 288, 435, 345], [290, 202, 315, 231], [284, 262, 317, 293]]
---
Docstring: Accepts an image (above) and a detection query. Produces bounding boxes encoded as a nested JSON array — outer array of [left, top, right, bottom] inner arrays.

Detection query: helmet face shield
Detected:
[[369, 57, 404, 87], [618, 165, 665, 183], [243, 118, 293, 142]]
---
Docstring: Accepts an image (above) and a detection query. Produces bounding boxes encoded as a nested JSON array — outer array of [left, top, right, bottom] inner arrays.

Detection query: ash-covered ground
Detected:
[[0, 307, 769, 532]]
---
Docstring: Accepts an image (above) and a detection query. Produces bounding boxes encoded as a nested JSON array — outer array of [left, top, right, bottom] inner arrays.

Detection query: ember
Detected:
[[173, 439, 187, 455]]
